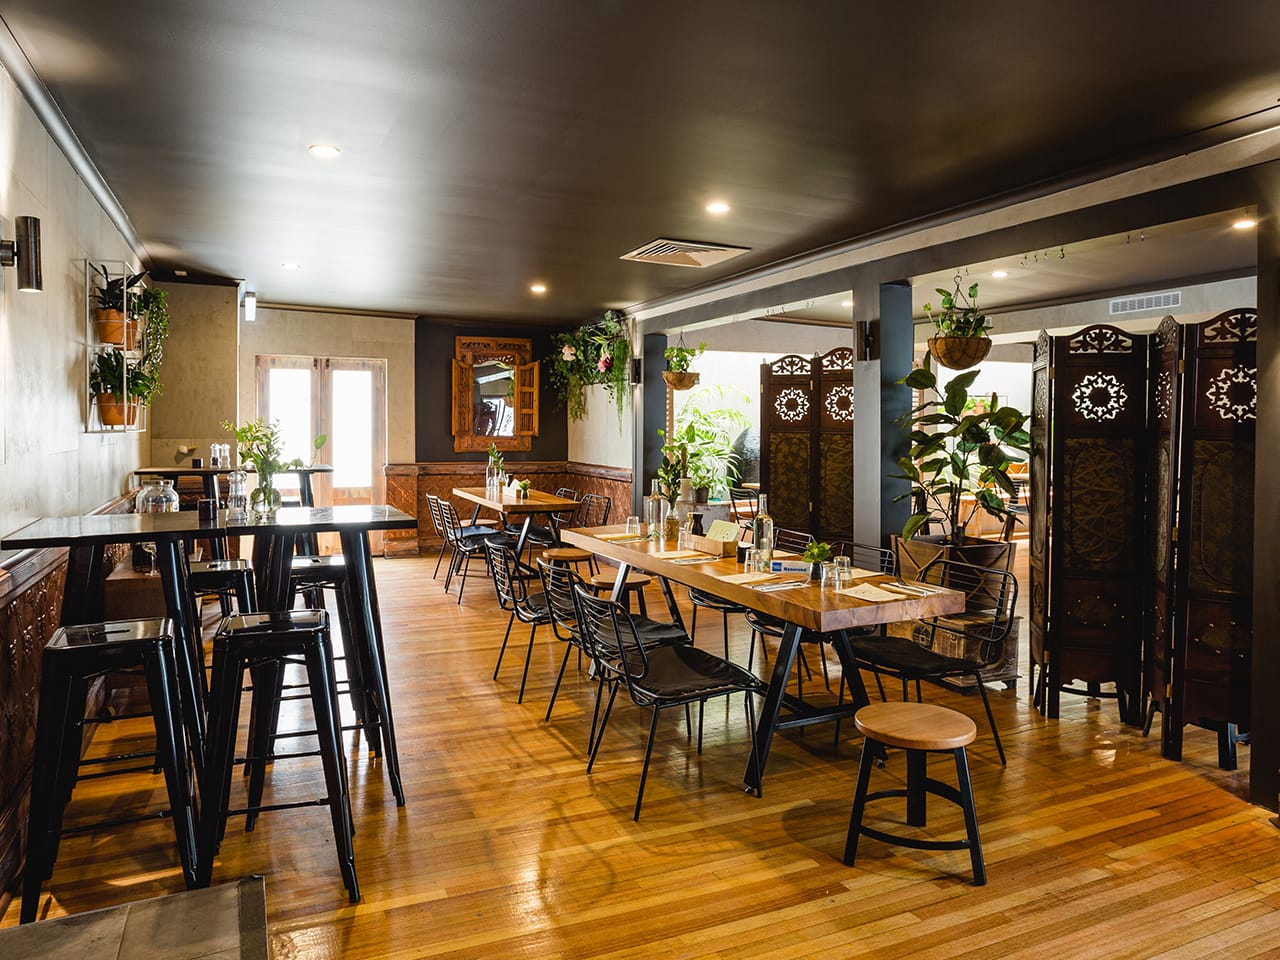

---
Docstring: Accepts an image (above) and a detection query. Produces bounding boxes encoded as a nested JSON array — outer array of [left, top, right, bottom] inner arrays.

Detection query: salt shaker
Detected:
[[209, 442, 221, 468]]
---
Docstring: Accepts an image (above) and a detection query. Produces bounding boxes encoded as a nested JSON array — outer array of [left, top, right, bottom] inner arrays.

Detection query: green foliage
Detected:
[[89, 349, 153, 403], [923, 276, 992, 338], [89, 267, 171, 406], [802, 541, 833, 564], [544, 310, 631, 423], [486, 441, 505, 472], [663, 340, 705, 372], [90, 263, 146, 312], [220, 418, 309, 477], [660, 386, 752, 499], [893, 354, 1031, 543], [655, 430, 683, 505]]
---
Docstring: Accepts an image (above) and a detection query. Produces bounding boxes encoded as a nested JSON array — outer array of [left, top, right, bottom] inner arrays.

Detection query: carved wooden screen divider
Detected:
[[1164, 309, 1256, 765], [759, 347, 856, 540], [1035, 310, 1257, 767], [1041, 324, 1149, 724]]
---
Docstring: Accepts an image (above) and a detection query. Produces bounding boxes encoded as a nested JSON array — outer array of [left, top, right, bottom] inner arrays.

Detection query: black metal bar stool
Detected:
[[843, 701, 986, 885], [189, 557, 256, 621], [22, 618, 198, 923], [198, 609, 359, 903]]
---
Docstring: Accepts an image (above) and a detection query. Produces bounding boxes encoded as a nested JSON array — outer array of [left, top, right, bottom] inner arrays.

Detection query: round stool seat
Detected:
[[854, 701, 976, 752], [542, 547, 592, 565], [589, 570, 652, 590]]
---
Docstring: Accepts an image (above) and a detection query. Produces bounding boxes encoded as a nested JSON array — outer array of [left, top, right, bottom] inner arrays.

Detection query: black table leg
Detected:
[[339, 528, 405, 806], [61, 543, 106, 626], [201, 476, 227, 561], [156, 539, 207, 772], [655, 576, 687, 631], [743, 621, 804, 794], [511, 514, 534, 560]]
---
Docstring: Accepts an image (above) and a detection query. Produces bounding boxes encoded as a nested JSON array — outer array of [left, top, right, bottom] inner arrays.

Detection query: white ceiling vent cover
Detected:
[[1109, 290, 1182, 315], [620, 238, 751, 269]]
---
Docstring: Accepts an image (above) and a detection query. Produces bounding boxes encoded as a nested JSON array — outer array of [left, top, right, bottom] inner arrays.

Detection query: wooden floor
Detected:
[[4, 553, 1279, 958]]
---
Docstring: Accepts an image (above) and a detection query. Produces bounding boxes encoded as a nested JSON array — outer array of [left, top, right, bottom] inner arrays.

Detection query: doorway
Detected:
[[255, 355, 388, 549]]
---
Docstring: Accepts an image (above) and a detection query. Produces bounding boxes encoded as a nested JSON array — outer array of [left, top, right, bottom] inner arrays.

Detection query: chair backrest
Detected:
[[550, 487, 580, 527], [486, 539, 529, 613], [830, 540, 896, 576], [436, 499, 466, 546], [578, 493, 612, 527], [424, 492, 445, 538], [572, 583, 646, 681], [728, 487, 758, 524], [773, 526, 814, 554], [915, 557, 1018, 667], [538, 559, 585, 645]]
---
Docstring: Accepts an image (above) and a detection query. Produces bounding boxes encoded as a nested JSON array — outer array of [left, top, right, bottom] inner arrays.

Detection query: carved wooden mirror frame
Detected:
[[451, 335, 539, 453]]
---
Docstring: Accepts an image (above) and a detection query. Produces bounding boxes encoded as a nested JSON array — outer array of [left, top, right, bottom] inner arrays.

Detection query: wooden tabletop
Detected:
[[560, 524, 965, 634], [452, 486, 580, 515], [134, 465, 334, 477], [2, 505, 416, 549]]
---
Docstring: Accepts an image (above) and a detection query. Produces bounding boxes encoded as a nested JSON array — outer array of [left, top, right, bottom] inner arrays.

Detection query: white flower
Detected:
[[561, 344, 577, 362]]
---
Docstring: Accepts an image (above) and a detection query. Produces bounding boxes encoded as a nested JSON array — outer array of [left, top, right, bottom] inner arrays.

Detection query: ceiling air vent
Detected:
[[1109, 290, 1182, 315], [619, 238, 751, 269]]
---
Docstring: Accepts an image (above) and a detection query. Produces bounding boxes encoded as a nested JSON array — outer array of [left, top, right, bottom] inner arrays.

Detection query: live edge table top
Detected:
[[559, 525, 965, 634], [452, 486, 580, 516]]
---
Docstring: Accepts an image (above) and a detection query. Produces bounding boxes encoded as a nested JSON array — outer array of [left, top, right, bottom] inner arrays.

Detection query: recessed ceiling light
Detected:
[[530, 282, 547, 295], [281, 262, 300, 270], [1232, 217, 1257, 230], [991, 269, 1009, 278], [174, 269, 188, 277], [308, 144, 341, 159], [840, 300, 853, 308], [705, 200, 730, 215]]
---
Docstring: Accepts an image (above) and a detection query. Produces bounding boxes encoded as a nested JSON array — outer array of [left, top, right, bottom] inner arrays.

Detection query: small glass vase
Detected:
[[251, 479, 282, 520]]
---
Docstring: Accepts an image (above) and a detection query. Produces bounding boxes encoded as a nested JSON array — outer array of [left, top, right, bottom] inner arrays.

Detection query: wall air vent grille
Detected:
[[1109, 290, 1182, 315], [619, 238, 751, 269]]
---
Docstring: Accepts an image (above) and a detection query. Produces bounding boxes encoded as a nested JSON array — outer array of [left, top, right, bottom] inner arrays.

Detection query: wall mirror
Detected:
[[451, 335, 539, 452]]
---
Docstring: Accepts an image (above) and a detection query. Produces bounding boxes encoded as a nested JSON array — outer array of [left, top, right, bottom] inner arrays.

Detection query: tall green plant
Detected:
[[893, 356, 1030, 542], [668, 386, 752, 499]]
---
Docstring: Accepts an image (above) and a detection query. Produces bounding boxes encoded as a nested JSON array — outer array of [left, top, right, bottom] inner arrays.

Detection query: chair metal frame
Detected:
[[438, 498, 498, 604], [487, 540, 553, 703]]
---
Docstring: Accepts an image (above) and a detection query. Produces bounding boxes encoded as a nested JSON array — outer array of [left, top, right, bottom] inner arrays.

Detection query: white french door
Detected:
[[255, 355, 387, 550]]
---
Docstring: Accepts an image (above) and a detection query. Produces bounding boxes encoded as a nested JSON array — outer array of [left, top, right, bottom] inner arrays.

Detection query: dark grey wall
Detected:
[[414, 317, 568, 463]]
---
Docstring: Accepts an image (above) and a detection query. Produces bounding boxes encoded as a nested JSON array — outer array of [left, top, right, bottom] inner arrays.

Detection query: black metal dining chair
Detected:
[[848, 557, 1018, 765], [438, 498, 500, 604], [487, 540, 553, 703], [573, 585, 766, 820]]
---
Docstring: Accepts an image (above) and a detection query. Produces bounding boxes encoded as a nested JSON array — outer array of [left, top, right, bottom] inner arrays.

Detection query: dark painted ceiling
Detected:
[[3, 1, 1279, 322]]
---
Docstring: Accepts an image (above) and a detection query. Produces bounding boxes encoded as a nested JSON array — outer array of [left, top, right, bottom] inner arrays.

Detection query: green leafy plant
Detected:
[[221, 417, 311, 514], [663, 340, 705, 372], [923, 277, 991, 338], [802, 541, 833, 564], [518, 478, 531, 494], [91, 263, 146, 314], [486, 441, 505, 472], [544, 310, 630, 423], [893, 355, 1031, 543], [670, 386, 752, 498], [89, 349, 153, 403], [655, 431, 684, 506]]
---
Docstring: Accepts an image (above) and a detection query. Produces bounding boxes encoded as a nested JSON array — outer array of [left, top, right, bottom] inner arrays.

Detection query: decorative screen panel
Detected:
[[761, 355, 814, 533], [816, 346, 855, 538]]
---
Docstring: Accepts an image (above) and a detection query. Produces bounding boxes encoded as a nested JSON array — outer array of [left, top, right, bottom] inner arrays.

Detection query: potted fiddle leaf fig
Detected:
[[893, 354, 1030, 569], [924, 276, 993, 370]]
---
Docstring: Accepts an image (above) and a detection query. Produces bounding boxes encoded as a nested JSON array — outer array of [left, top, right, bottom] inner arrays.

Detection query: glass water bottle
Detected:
[[751, 492, 774, 567], [226, 469, 249, 521], [645, 479, 664, 539]]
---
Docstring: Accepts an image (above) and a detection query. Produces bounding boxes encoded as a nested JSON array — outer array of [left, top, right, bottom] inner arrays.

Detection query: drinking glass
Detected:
[[834, 556, 852, 579], [141, 540, 158, 576], [625, 516, 641, 536], [678, 528, 693, 550], [821, 561, 839, 590]]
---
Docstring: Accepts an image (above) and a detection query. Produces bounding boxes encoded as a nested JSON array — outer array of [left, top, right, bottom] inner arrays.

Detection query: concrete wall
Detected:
[[566, 382, 631, 468], [148, 281, 239, 466], [0, 62, 143, 541], [241, 306, 416, 463]]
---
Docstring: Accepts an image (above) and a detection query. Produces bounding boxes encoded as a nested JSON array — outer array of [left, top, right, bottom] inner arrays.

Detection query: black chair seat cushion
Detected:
[[505, 521, 555, 544], [628, 645, 765, 702], [688, 587, 746, 613], [849, 635, 975, 679], [633, 618, 691, 645]]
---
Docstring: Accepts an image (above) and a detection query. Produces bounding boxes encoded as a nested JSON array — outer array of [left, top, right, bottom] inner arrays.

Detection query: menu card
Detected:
[[839, 582, 907, 603], [650, 549, 703, 560], [704, 519, 741, 541]]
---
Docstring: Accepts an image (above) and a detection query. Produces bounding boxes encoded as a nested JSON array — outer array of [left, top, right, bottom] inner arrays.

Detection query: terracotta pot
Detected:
[[927, 335, 992, 370], [94, 311, 142, 349], [95, 393, 138, 427], [662, 370, 700, 390]]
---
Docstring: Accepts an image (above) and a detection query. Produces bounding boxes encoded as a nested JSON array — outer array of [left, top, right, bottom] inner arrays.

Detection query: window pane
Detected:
[[332, 370, 372, 487], [266, 368, 310, 490]]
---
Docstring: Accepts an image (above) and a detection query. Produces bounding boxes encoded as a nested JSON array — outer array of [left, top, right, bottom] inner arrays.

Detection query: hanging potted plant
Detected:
[[91, 264, 147, 349], [662, 339, 704, 390], [924, 276, 993, 370], [893, 354, 1030, 570]]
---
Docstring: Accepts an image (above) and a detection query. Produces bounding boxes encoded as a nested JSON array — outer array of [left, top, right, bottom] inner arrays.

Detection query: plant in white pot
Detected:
[[893, 355, 1030, 565]]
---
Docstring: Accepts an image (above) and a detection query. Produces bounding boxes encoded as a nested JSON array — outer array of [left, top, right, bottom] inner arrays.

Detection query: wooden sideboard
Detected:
[[384, 461, 633, 558]]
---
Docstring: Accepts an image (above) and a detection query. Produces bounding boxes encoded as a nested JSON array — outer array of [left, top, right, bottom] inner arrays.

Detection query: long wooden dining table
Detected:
[[452, 486, 581, 555], [559, 525, 967, 793], [1, 505, 416, 805]]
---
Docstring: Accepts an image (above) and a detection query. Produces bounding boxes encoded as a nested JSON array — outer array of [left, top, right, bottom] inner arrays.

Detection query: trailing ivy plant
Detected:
[[545, 310, 631, 423]]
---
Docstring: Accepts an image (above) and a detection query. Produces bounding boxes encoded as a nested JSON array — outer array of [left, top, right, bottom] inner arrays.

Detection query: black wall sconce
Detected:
[[0, 216, 42, 291]]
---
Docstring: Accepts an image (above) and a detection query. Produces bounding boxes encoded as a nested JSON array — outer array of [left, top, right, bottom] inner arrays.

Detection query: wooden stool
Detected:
[[541, 546, 595, 576], [843, 701, 986, 885], [589, 569, 651, 615]]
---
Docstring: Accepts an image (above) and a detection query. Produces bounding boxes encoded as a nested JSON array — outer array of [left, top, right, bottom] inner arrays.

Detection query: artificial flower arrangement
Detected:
[[544, 310, 631, 422]]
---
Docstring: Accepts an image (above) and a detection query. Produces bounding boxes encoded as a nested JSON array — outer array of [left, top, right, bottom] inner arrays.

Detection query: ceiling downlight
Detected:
[[619, 238, 751, 269]]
